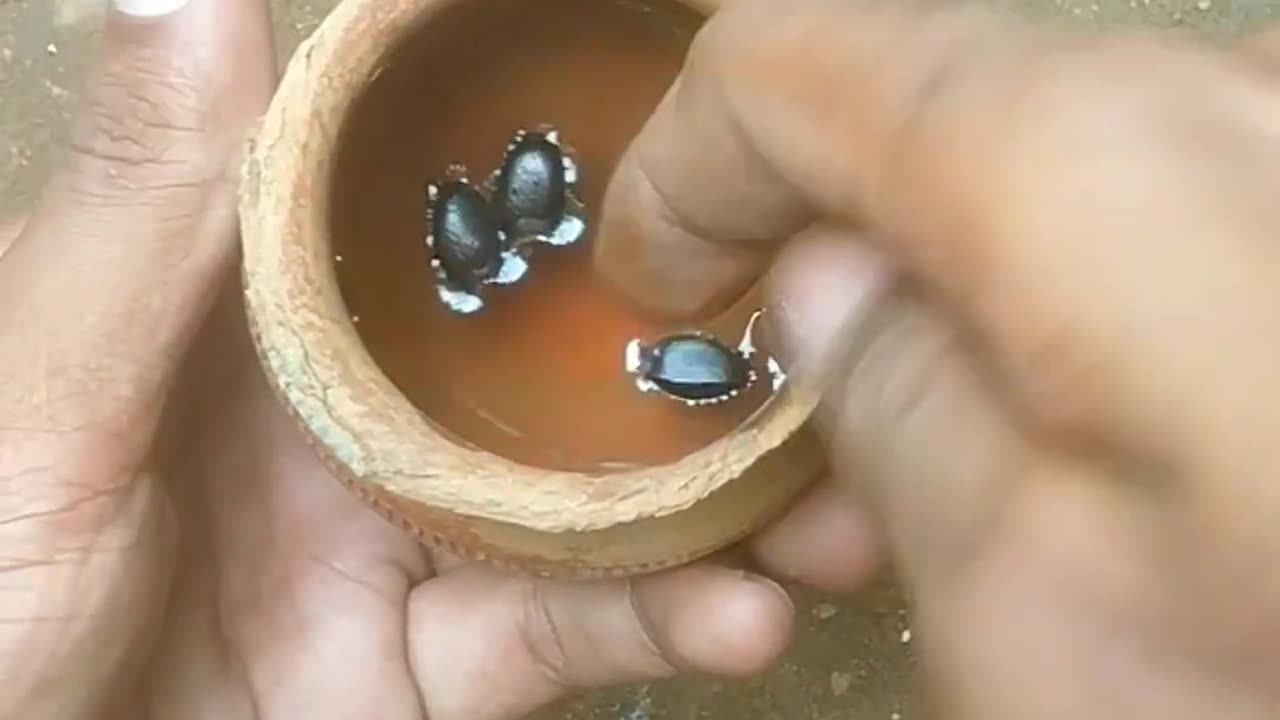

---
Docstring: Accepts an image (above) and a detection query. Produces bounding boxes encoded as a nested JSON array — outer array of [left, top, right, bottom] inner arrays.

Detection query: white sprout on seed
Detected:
[[562, 155, 578, 184], [434, 282, 484, 314], [545, 215, 586, 246], [624, 338, 644, 374], [767, 356, 787, 390], [431, 262, 485, 314], [738, 308, 764, 358], [490, 251, 529, 285]]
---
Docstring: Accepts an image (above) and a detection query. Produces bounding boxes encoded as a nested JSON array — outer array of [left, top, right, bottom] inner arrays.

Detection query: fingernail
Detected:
[[112, 0, 191, 18]]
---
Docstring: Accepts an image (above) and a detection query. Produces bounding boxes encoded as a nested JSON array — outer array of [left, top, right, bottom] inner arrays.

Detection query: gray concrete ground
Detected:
[[0, 0, 1274, 718]]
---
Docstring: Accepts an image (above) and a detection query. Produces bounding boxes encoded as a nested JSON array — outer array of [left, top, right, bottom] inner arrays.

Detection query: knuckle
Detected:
[[65, 50, 214, 202]]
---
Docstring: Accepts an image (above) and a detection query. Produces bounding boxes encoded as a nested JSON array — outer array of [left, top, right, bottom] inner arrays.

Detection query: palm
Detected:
[[128, 301, 428, 718]]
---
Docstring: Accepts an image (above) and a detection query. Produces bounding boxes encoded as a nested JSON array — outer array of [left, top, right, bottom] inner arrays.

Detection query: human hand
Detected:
[[0, 2, 862, 719], [596, 2, 1280, 718]]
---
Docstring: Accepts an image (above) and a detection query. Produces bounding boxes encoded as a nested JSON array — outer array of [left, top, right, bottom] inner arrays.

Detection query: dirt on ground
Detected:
[[0, 0, 1273, 718]]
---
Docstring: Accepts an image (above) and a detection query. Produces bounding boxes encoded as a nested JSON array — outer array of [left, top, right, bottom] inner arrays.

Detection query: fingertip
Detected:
[[635, 565, 795, 677], [750, 479, 885, 593], [712, 574, 797, 676]]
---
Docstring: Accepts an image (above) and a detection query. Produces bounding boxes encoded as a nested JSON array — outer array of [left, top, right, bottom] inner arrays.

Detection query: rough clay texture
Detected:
[[238, 0, 831, 580], [1, 0, 1275, 719]]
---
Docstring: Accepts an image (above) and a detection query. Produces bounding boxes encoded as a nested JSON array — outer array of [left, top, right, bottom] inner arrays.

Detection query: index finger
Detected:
[[594, 0, 1014, 319], [598, 0, 1280, 473]]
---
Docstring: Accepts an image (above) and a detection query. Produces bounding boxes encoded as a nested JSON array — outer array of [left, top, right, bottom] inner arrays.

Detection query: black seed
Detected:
[[492, 131, 568, 238], [646, 334, 753, 401], [430, 180, 504, 293]]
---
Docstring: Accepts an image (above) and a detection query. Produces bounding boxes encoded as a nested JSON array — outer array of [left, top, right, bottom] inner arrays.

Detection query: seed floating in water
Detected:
[[424, 163, 529, 314], [624, 309, 785, 406], [487, 125, 587, 248]]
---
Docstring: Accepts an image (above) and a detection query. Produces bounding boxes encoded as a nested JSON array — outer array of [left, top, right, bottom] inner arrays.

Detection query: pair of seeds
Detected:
[[425, 126, 587, 314], [624, 309, 787, 406]]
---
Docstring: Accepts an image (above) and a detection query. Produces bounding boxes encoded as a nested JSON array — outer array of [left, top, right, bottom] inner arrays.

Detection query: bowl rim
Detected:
[[238, 0, 820, 534]]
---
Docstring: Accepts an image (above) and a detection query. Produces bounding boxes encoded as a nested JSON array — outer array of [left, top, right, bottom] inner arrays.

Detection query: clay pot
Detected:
[[238, 0, 826, 578]]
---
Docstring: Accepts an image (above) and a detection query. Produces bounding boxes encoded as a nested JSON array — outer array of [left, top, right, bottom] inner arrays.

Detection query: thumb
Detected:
[[0, 0, 275, 446], [0, 3, 274, 716], [768, 227, 1028, 592]]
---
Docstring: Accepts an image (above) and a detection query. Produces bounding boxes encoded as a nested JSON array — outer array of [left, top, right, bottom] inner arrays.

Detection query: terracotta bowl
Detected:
[[238, 0, 826, 578]]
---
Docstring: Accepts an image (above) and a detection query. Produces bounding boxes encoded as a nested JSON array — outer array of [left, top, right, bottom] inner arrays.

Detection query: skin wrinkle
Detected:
[[65, 89, 207, 183], [670, 71, 806, 247], [143, 464, 244, 720], [626, 159, 774, 316], [0, 465, 167, 718], [4, 319, 141, 409], [192, 403, 269, 720], [209, 523, 264, 720], [702, 12, 839, 229], [0, 308, 174, 442], [305, 552, 397, 605], [630, 149, 762, 255], [517, 578, 573, 692], [399, 588, 431, 720], [623, 577, 679, 675], [75, 47, 208, 145], [634, 575, 715, 678]]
